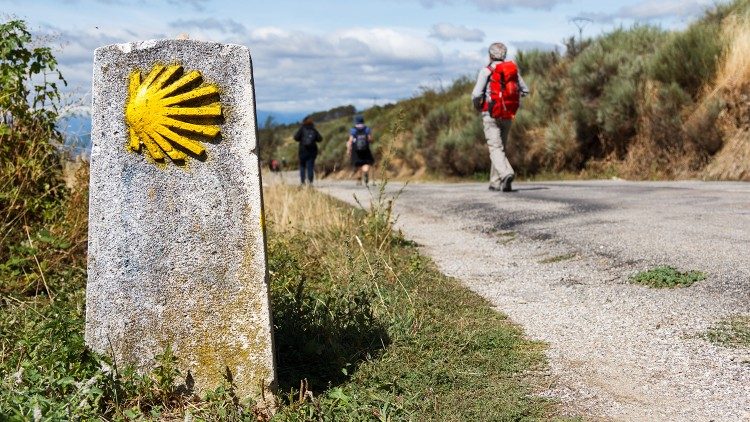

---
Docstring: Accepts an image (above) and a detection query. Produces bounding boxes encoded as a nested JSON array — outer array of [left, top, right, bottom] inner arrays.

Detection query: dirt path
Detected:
[[316, 179, 750, 422]]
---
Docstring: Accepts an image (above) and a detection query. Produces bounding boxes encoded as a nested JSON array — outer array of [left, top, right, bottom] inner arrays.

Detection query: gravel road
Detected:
[[316, 179, 750, 422]]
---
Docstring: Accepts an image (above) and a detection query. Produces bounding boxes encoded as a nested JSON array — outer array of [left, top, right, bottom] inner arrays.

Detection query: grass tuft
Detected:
[[630, 266, 706, 288], [703, 315, 750, 348], [539, 253, 577, 264], [263, 182, 559, 420]]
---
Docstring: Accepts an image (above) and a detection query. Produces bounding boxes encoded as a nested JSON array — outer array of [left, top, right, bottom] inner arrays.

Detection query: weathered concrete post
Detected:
[[86, 39, 276, 401]]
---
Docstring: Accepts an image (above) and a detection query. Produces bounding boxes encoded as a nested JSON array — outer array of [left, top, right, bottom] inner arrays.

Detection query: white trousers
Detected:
[[482, 115, 514, 188]]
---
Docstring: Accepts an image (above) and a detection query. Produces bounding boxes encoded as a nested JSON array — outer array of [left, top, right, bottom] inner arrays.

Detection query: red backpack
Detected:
[[484, 61, 520, 120]]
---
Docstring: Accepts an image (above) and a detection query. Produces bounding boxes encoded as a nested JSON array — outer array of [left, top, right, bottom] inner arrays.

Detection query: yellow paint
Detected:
[[125, 64, 222, 163]]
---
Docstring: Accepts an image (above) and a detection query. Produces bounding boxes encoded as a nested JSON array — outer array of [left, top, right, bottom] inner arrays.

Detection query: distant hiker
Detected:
[[471, 42, 529, 192], [269, 159, 280, 173], [293, 116, 322, 185], [347, 115, 374, 186]]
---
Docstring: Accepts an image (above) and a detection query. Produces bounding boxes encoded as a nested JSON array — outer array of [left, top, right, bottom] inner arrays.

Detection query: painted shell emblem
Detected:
[[125, 64, 222, 163]]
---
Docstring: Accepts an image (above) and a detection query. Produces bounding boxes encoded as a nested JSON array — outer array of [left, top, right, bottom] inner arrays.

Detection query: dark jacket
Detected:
[[293, 124, 322, 159]]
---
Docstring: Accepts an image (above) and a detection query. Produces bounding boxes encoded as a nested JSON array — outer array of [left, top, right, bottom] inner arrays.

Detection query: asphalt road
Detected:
[[317, 179, 750, 422]]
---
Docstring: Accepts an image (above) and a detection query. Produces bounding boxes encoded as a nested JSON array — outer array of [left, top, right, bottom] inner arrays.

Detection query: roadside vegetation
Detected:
[[0, 20, 557, 420], [261, 0, 750, 181], [629, 266, 706, 288], [703, 315, 750, 348]]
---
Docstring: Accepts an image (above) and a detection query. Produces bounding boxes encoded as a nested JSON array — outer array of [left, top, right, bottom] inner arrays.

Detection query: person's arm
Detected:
[[346, 133, 353, 155], [471, 67, 490, 111], [518, 73, 530, 97], [367, 127, 373, 142], [315, 128, 322, 143], [293, 127, 302, 142]]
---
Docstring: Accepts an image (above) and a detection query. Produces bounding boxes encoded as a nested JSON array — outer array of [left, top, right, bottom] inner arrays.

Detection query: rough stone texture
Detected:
[[86, 39, 276, 401]]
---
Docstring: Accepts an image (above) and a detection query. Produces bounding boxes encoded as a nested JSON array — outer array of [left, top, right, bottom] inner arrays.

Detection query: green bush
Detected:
[[569, 26, 668, 159], [650, 20, 724, 97], [542, 114, 580, 171], [621, 81, 695, 178], [0, 20, 67, 268], [516, 49, 561, 77]]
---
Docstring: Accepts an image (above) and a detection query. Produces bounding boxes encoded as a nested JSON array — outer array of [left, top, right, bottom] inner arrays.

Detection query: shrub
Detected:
[[0, 20, 67, 266], [542, 114, 580, 171], [569, 26, 668, 159], [625, 81, 693, 178], [650, 20, 724, 98], [516, 49, 561, 76]]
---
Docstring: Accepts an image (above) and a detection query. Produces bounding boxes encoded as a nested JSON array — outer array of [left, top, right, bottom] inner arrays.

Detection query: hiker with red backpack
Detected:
[[472, 42, 529, 192], [294, 116, 323, 185], [347, 115, 375, 186]]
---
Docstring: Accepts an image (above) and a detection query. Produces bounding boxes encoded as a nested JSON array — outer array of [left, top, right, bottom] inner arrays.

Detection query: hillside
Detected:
[[261, 0, 750, 181]]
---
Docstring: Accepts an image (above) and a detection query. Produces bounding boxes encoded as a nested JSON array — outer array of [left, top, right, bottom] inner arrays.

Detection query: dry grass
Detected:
[[263, 180, 355, 235], [701, 12, 750, 181], [716, 14, 750, 91], [704, 130, 750, 180]]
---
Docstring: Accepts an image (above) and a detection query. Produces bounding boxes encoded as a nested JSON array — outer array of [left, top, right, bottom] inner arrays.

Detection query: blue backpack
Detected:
[[353, 127, 369, 151]]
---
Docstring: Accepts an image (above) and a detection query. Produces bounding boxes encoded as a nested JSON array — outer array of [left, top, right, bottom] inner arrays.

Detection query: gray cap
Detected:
[[488, 42, 507, 61]]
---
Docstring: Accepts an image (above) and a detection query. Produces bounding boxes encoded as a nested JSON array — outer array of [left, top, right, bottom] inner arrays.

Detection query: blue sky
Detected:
[[3, 0, 723, 117]]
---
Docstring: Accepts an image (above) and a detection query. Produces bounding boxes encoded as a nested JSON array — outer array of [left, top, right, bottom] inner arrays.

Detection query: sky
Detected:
[[2, 0, 725, 119]]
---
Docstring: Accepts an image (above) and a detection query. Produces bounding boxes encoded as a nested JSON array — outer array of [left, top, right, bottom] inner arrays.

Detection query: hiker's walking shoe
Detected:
[[501, 174, 514, 192], [489, 185, 501, 191]]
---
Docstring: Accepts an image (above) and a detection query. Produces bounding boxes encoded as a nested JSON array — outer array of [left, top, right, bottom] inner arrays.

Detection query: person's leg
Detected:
[[361, 164, 370, 185], [307, 157, 315, 183], [483, 115, 504, 189], [299, 159, 305, 185], [483, 115, 514, 189], [498, 119, 515, 191]]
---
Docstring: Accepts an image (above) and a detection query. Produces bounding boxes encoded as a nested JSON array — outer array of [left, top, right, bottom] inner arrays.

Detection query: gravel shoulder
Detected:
[[317, 179, 750, 422]]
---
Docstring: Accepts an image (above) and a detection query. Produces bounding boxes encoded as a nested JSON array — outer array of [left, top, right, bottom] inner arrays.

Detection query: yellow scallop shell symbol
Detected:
[[125, 64, 221, 162]]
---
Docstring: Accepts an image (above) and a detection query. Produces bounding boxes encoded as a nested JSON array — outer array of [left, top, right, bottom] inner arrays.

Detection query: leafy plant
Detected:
[[703, 315, 750, 348], [650, 19, 724, 98], [0, 19, 68, 292], [630, 266, 706, 288]]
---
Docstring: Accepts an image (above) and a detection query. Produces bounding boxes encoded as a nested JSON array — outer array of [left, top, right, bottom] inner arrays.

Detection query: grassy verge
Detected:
[[265, 183, 556, 420], [0, 179, 557, 420], [630, 266, 706, 288]]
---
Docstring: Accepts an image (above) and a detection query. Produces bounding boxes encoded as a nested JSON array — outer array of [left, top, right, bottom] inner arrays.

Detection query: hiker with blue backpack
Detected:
[[472, 42, 529, 192], [294, 115, 322, 185], [347, 115, 375, 186]]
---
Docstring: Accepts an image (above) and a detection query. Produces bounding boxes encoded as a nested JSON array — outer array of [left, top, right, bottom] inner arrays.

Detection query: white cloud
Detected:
[[237, 26, 451, 111], [335, 28, 443, 65], [471, 0, 569, 11], [169, 18, 246, 35], [511, 40, 560, 52], [618, 0, 712, 20], [40, 19, 466, 113], [430, 23, 485, 42], [413, 0, 570, 11], [580, 0, 718, 23]]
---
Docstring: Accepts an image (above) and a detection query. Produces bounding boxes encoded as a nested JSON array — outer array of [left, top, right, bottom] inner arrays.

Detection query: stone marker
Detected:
[[86, 39, 276, 401]]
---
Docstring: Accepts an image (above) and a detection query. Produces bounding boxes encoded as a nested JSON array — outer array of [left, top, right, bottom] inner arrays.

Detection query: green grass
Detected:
[[0, 181, 561, 420], [539, 253, 578, 264], [703, 315, 750, 348], [267, 184, 559, 420], [630, 266, 706, 288]]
